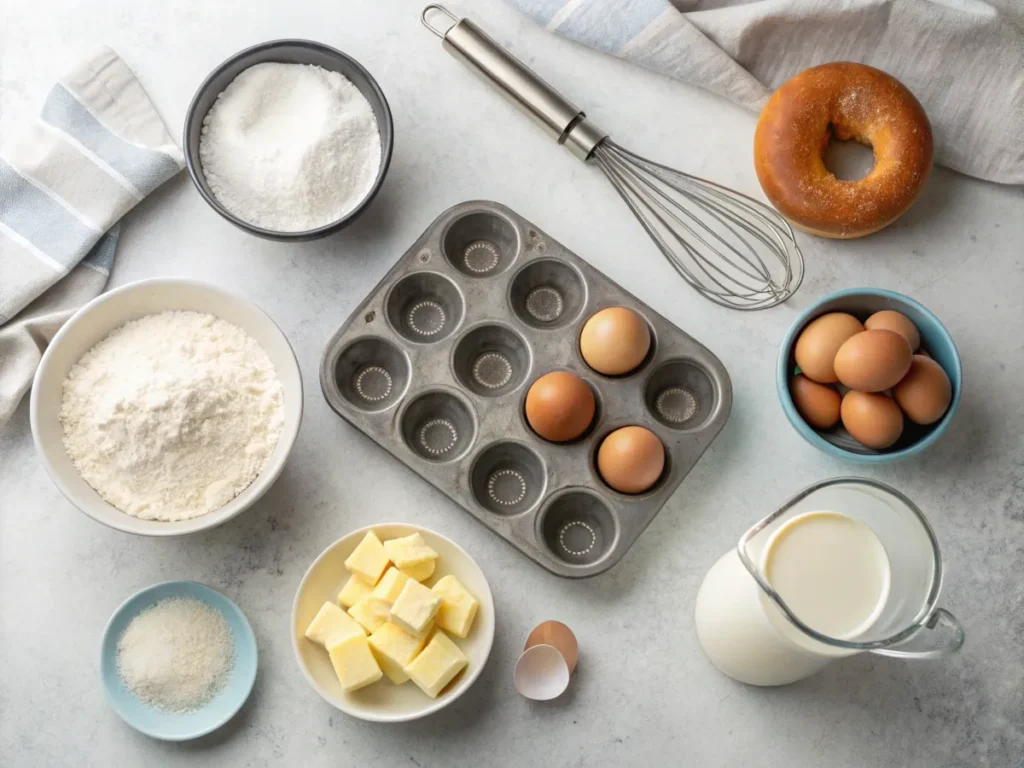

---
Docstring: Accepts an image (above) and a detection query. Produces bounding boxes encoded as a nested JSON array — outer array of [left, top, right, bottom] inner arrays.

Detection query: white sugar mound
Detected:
[[117, 597, 234, 713], [199, 62, 383, 232]]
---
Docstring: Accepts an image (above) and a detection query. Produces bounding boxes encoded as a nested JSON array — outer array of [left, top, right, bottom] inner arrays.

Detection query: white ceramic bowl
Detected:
[[30, 278, 303, 536], [292, 523, 495, 722]]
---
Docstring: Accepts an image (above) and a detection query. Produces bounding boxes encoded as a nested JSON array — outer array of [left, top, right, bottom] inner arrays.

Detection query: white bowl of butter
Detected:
[[292, 523, 495, 722]]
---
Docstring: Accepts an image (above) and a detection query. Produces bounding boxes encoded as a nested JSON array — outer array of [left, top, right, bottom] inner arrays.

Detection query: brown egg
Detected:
[[790, 374, 841, 429], [893, 355, 952, 425], [864, 310, 920, 352], [841, 390, 904, 449], [525, 371, 595, 442], [579, 307, 651, 375], [597, 426, 665, 494], [834, 330, 913, 392], [793, 313, 864, 383]]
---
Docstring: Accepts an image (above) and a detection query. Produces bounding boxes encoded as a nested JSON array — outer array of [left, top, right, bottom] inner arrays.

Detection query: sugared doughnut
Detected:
[[753, 62, 933, 239]]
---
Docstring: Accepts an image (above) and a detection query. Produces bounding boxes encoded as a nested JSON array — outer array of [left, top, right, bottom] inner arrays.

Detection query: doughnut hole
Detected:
[[822, 129, 876, 181]]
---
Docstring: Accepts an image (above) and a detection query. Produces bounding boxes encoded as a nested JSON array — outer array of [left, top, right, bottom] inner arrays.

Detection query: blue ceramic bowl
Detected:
[[100, 581, 258, 740], [777, 288, 962, 463]]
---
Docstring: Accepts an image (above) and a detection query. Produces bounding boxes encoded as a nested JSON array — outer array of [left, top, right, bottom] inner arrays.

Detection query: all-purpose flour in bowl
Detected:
[[60, 310, 284, 522], [198, 62, 382, 232]]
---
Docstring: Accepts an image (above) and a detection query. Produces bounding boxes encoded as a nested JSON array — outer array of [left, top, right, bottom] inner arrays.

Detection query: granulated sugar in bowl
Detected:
[[100, 580, 259, 740], [199, 61, 382, 232], [117, 597, 235, 714]]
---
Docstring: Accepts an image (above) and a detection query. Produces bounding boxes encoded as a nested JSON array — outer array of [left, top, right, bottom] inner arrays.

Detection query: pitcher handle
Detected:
[[870, 609, 965, 659]]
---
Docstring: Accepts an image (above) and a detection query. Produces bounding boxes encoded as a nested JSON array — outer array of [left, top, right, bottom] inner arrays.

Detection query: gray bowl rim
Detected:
[[182, 38, 394, 241]]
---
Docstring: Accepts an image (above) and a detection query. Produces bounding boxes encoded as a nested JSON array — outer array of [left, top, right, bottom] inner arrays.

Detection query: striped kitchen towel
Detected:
[[0, 47, 183, 426], [505, 0, 1024, 185]]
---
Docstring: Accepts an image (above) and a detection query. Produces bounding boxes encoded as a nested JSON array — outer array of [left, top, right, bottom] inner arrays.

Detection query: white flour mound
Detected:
[[117, 596, 234, 713], [60, 310, 284, 521], [199, 62, 382, 232]]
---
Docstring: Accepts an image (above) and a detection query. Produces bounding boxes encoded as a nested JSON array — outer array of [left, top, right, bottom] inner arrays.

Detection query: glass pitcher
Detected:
[[694, 478, 964, 686]]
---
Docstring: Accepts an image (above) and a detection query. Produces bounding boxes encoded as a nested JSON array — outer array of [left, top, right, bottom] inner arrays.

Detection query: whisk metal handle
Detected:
[[422, 5, 607, 160]]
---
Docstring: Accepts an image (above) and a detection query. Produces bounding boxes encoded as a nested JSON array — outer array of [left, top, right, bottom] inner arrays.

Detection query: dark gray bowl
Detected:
[[183, 40, 393, 241]]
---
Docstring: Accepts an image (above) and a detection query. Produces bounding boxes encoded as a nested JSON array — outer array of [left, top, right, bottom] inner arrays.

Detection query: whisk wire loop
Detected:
[[621, 149, 778, 281], [600, 155, 757, 300], [601, 149, 777, 296], [593, 140, 803, 310]]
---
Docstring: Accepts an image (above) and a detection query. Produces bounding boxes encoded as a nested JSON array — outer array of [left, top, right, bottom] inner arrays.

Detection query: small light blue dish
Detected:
[[777, 288, 962, 463], [100, 581, 258, 741]]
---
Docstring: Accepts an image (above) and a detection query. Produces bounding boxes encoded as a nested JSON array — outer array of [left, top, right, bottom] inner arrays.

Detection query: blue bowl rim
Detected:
[[99, 580, 259, 741], [182, 38, 394, 242], [776, 287, 963, 463]]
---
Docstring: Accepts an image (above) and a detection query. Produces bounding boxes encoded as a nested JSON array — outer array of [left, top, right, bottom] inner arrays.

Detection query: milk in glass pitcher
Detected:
[[694, 478, 964, 686]]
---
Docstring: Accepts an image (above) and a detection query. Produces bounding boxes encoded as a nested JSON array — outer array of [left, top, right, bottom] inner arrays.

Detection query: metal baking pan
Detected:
[[321, 201, 731, 577]]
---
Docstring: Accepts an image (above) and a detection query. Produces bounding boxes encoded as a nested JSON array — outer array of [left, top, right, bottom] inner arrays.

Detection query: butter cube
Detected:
[[383, 533, 439, 570], [344, 531, 390, 585], [399, 558, 436, 583], [371, 567, 411, 604], [328, 634, 383, 692], [403, 630, 468, 698], [347, 596, 391, 634], [338, 574, 373, 608], [368, 621, 427, 684], [431, 575, 479, 638], [389, 579, 442, 638], [305, 602, 365, 648]]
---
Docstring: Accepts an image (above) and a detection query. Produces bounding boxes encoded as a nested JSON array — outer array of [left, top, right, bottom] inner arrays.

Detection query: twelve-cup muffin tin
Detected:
[[320, 201, 732, 577]]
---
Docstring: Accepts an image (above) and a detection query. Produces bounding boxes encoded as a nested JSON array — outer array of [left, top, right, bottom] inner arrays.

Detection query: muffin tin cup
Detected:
[[644, 359, 718, 431], [509, 258, 587, 329], [324, 336, 411, 412], [443, 210, 520, 277], [385, 272, 465, 343], [399, 389, 477, 463], [537, 488, 619, 567], [470, 440, 547, 515], [320, 201, 732, 577], [452, 323, 531, 397]]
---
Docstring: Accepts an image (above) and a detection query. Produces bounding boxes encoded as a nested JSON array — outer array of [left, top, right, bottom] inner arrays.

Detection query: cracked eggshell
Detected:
[[525, 620, 578, 672], [514, 621, 579, 701]]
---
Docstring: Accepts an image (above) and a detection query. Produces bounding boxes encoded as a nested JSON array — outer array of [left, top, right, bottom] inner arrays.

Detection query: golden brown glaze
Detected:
[[754, 62, 933, 239]]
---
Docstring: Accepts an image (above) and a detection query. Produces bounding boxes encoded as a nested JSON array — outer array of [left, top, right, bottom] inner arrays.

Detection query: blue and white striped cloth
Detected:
[[0, 47, 183, 425], [506, 0, 1024, 185]]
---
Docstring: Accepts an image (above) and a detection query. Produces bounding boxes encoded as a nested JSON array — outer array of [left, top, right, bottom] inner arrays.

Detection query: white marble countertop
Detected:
[[2, 1, 1022, 765]]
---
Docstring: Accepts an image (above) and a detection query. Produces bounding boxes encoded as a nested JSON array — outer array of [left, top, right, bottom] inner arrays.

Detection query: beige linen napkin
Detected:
[[506, 0, 1024, 184]]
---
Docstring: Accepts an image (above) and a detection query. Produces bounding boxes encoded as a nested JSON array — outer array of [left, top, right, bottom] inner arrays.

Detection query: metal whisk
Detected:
[[422, 5, 803, 310]]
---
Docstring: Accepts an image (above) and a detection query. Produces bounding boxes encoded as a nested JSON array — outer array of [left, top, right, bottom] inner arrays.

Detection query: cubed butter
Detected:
[[399, 558, 436, 583], [389, 579, 442, 638], [371, 567, 411, 604], [431, 575, 479, 638], [403, 630, 468, 698], [348, 595, 392, 634], [337, 574, 373, 608], [368, 621, 427, 684], [344, 531, 390, 585], [383, 533, 439, 570], [328, 634, 383, 692], [305, 601, 365, 648]]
